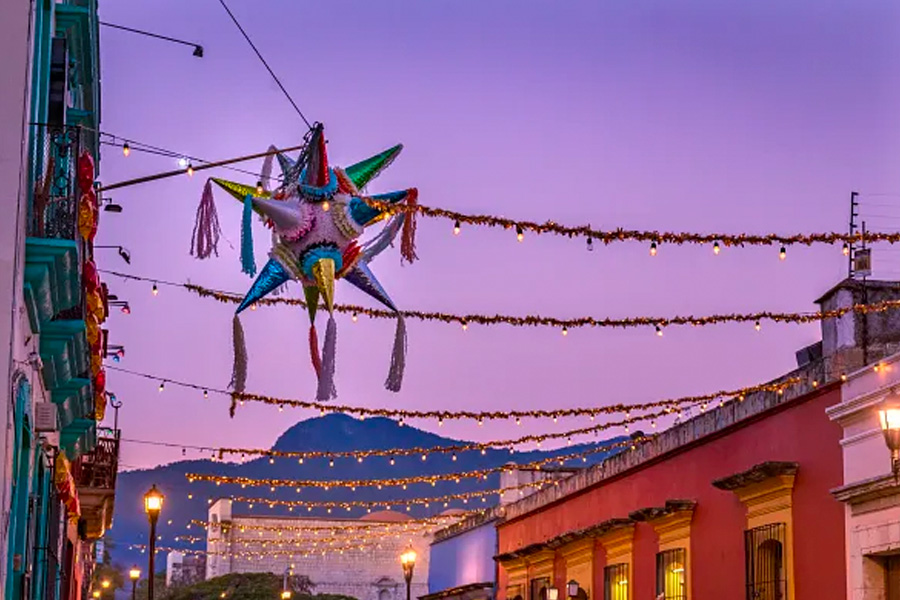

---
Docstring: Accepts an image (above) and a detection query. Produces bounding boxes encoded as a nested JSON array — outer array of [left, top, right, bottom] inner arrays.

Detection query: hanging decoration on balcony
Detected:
[[190, 123, 418, 405], [54, 451, 80, 518], [77, 151, 98, 242], [83, 260, 107, 421]]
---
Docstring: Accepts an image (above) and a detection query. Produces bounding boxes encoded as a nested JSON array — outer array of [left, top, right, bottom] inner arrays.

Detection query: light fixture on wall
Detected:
[[547, 588, 559, 600], [878, 391, 900, 480], [566, 581, 579, 599]]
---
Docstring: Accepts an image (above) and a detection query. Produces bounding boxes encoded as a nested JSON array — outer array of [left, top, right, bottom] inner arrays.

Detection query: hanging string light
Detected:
[[104, 364, 801, 424], [122, 142, 131, 157]]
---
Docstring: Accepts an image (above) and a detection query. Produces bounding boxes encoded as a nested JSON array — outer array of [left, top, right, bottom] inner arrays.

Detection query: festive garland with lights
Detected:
[[102, 269, 900, 333], [185, 438, 652, 491], [223, 479, 549, 511], [129, 543, 390, 558], [361, 197, 900, 250], [190, 511, 467, 533], [106, 364, 799, 423]]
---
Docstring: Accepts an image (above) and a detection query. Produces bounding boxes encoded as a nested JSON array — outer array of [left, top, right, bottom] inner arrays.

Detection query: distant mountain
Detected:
[[108, 414, 624, 567]]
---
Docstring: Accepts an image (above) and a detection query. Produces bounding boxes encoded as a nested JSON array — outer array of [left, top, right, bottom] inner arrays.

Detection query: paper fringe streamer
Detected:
[[385, 315, 406, 392], [191, 180, 222, 259], [316, 315, 337, 401], [401, 189, 418, 264], [230, 315, 248, 417], [241, 194, 257, 276], [309, 325, 322, 377]]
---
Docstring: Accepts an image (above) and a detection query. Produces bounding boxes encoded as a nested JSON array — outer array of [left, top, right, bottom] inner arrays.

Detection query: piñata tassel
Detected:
[[309, 325, 322, 377], [191, 179, 222, 259], [241, 194, 257, 276], [385, 314, 407, 392], [260, 146, 276, 191], [229, 314, 248, 417], [401, 188, 418, 264], [316, 315, 337, 401]]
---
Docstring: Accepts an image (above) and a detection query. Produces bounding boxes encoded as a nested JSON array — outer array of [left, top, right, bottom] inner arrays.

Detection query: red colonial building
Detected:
[[496, 372, 844, 600]]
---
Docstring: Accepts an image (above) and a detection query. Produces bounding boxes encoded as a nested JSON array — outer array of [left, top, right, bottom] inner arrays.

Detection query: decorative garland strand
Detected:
[[101, 269, 900, 333], [185, 437, 652, 491], [362, 197, 899, 248], [105, 364, 799, 423], [190, 512, 466, 533]]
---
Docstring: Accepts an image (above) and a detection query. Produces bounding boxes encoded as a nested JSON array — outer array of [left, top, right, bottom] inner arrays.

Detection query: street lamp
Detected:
[[101, 580, 111, 589], [880, 393, 900, 480], [144, 485, 164, 600], [400, 547, 417, 600], [92, 592, 100, 599], [281, 592, 292, 600], [129, 567, 141, 600], [567, 581, 580, 599]]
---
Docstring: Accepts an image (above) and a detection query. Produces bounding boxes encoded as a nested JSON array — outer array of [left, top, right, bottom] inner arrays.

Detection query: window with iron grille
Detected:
[[656, 548, 687, 600], [745, 523, 787, 600], [530, 577, 550, 600], [604, 563, 628, 600]]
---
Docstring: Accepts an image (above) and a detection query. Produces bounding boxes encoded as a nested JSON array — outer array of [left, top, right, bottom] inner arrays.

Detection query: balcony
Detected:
[[72, 429, 119, 540], [24, 124, 98, 458]]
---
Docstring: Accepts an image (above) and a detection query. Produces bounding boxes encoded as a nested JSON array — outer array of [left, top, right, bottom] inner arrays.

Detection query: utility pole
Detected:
[[849, 191, 859, 278]]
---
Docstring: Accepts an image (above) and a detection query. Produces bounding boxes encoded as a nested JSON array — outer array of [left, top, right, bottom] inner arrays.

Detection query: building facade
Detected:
[[491, 277, 900, 600], [0, 2, 119, 600], [829, 350, 900, 599], [206, 499, 432, 600]]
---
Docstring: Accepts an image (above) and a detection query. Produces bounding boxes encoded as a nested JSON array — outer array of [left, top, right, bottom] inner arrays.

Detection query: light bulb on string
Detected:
[[158, 381, 165, 393], [351, 313, 358, 323], [655, 324, 664, 337], [754, 320, 761, 332], [586, 237, 593, 252], [516, 225, 524, 242], [842, 242, 850, 256], [561, 327, 568, 336], [779, 246, 786, 261], [256, 181, 264, 195], [453, 221, 461, 235], [152, 282, 159, 296], [186, 163, 194, 177], [203, 389, 208, 399], [122, 143, 131, 157], [650, 241, 658, 256], [713, 241, 721, 255]]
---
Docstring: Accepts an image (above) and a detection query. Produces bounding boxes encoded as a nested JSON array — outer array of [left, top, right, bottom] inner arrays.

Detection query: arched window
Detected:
[[745, 524, 787, 600]]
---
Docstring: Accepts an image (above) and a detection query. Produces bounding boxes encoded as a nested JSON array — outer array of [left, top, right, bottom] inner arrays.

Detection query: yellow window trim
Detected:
[[598, 525, 635, 600], [561, 539, 594, 599], [647, 508, 694, 600], [727, 474, 796, 600]]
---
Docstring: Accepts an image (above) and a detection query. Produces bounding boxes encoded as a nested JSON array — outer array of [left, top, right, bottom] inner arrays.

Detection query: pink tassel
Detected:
[[400, 188, 418, 264], [309, 325, 322, 377], [191, 180, 222, 259], [316, 315, 337, 401], [229, 315, 248, 417]]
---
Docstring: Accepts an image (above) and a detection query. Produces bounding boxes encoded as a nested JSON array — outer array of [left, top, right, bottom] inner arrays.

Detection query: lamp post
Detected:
[[144, 485, 164, 600], [879, 394, 900, 480], [129, 567, 141, 600], [400, 547, 416, 600]]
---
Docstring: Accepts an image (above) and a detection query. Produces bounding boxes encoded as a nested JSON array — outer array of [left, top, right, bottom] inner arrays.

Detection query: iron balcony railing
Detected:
[[71, 431, 119, 491], [29, 124, 84, 241]]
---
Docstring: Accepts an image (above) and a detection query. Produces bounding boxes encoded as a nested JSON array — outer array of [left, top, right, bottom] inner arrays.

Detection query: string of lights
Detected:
[[99, 269, 900, 334], [185, 438, 650, 491], [105, 362, 799, 423], [223, 478, 549, 511], [121, 402, 720, 465], [129, 543, 386, 558], [190, 512, 467, 533], [362, 197, 897, 251]]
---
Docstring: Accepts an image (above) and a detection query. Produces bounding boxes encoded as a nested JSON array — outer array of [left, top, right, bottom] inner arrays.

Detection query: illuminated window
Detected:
[[655, 548, 686, 600], [603, 563, 628, 600], [745, 523, 786, 600]]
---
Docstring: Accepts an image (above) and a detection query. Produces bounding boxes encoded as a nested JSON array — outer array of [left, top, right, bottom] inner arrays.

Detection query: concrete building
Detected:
[[829, 350, 900, 599], [493, 278, 900, 600], [1, 1, 119, 600], [167, 551, 207, 588], [206, 499, 433, 600]]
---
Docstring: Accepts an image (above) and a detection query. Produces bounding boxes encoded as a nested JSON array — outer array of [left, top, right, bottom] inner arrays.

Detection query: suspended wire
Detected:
[[217, 0, 312, 129]]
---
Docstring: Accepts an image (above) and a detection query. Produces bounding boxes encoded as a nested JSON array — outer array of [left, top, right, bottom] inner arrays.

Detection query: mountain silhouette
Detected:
[[109, 414, 624, 568]]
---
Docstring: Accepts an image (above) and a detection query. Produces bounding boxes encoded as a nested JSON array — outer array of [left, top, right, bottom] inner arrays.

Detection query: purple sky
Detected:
[[96, 0, 900, 471]]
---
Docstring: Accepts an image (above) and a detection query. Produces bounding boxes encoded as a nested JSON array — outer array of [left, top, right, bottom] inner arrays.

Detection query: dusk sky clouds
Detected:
[[96, 0, 900, 469]]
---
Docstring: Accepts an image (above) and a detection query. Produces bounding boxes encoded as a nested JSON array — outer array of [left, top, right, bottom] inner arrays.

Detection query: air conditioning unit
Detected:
[[35, 403, 58, 433]]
